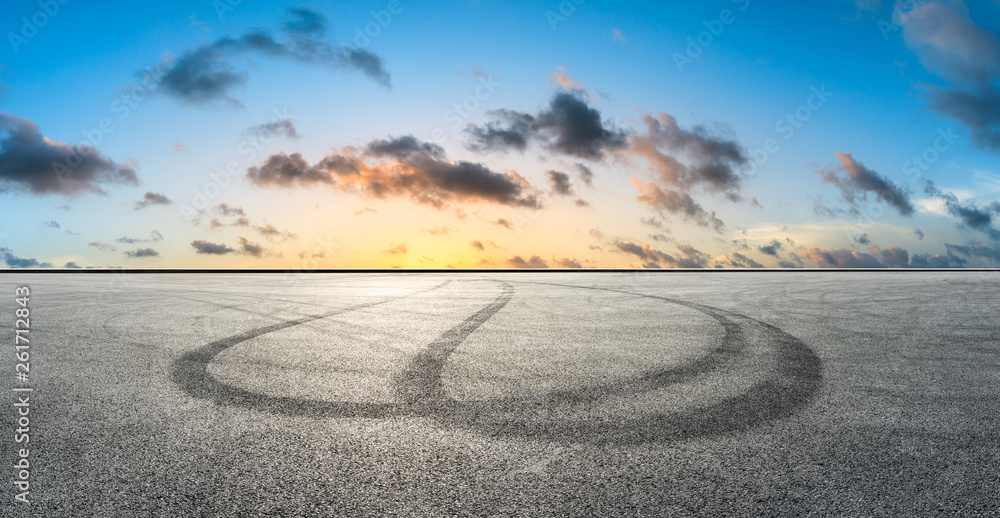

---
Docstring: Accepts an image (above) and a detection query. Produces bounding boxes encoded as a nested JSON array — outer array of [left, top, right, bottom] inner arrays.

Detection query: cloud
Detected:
[[135, 191, 172, 210], [854, 233, 872, 245], [575, 199, 590, 207], [945, 242, 1000, 264], [629, 112, 748, 197], [800, 245, 963, 268], [469, 240, 485, 251], [88, 241, 116, 252], [216, 203, 246, 217], [914, 227, 925, 240], [283, 7, 326, 36], [253, 223, 297, 241], [0, 112, 138, 196], [802, 247, 886, 268], [612, 239, 709, 268], [757, 239, 784, 256], [63, 261, 81, 269], [237, 236, 268, 258], [425, 226, 449, 235], [125, 248, 159, 258], [494, 218, 513, 229], [44, 220, 60, 229], [381, 243, 408, 254], [154, 9, 390, 106], [245, 119, 299, 140], [547, 170, 573, 195], [576, 163, 595, 187], [506, 255, 548, 268], [248, 135, 541, 209], [116, 230, 164, 244], [718, 252, 765, 268], [815, 152, 914, 216], [191, 240, 235, 255], [899, 0, 1000, 151], [610, 27, 627, 43], [548, 66, 586, 91], [464, 91, 628, 160], [925, 181, 1000, 240], [0, 247, 53, 268], [354, 207, 377, 216], [632, 178, 725, 231], [173, 143, 188, 153], [552, 257, 583, 268]]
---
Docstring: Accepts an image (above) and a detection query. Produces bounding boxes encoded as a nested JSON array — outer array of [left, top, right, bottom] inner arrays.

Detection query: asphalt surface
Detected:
[[1, 272, 998, 516]]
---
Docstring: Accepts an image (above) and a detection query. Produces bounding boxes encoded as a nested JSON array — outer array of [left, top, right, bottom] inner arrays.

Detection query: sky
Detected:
[[2, 0, 1000, 268]]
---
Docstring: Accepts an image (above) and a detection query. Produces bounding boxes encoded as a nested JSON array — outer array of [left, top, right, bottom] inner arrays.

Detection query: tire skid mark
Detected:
[[404, 279, 822, 445], [171, 277, 821, 445], [170, 280, 452, 417]]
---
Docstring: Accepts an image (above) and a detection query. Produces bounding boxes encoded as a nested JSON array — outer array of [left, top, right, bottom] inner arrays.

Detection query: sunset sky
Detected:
[[3, 0, 1000, 268]]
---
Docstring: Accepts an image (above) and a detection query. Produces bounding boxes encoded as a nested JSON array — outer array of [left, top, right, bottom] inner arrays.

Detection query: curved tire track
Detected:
[[171, 278, 822, 445]]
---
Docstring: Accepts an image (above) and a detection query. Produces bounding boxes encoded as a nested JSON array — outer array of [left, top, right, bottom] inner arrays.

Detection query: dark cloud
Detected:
[[237, 236, 266, 258], [494, 218, 513, 229], [506, 255, 548, 268], [612, 239, 711, 268], [135, 191, 172, 210], [0, 247, 52, 268], [469, 240, 485, 251], [925, 181, 1000, 240], [914, 228, 925, 240], [547, 170, 573, 195], [365, 135, 446, 161], [465, 91, 628, 160], [802, 247, 886, 268], [0, 113, 138, 196], [125, 248, 160, 259], [283, 7, 326, 36], [902, 2, 1000, 152], [44, 220, 60, 229], [945, 242, 1000, 264], [816, 152, 914, 216], [191, 240, 235, 255], [245, 119, 299, 140], [553, 257, 583, 268], [722, 252, 765, 269], [576, 163, 594, 187], [155, 10, 390, 106], [630, 112, 748, 197], [248, 135, 542, 209], [632, 179, 724, 232], [854, 233, 871, 245], [801, 246, 965, 268], [757, 239, 783, 256], [63, 261, 81, 269]]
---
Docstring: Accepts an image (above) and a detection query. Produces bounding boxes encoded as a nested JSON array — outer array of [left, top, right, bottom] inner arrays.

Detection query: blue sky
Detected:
[[2, 0, 1000, 268]]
